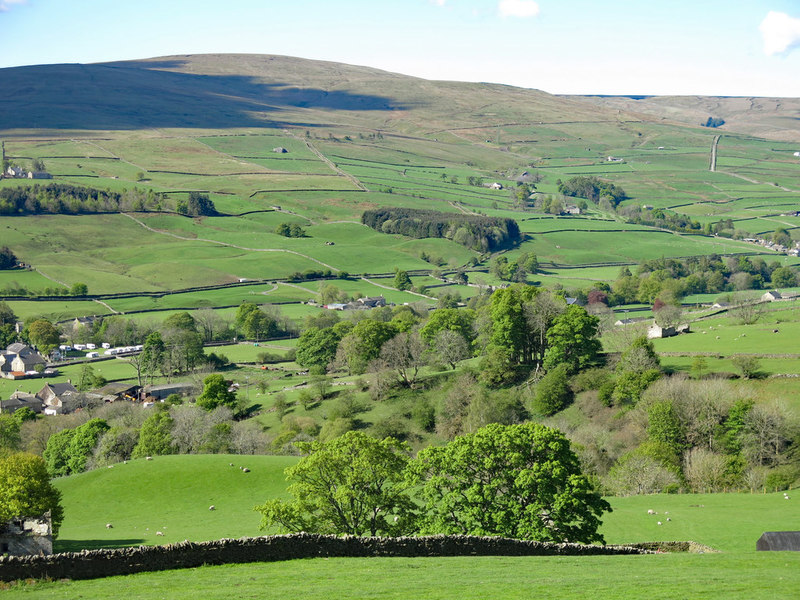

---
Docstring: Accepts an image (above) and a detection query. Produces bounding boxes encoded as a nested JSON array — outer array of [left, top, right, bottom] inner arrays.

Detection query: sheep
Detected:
[[667, 518, 671, 522], [243, 468, 250, 473], [209, 505, 216, 511], [156, 531, 164, 536], [657, 521, 662, 526], [647, 509, 655, 515], [106, 523, 113, 529], [229, 463, 234, 467], [146, 456, 153, 461]]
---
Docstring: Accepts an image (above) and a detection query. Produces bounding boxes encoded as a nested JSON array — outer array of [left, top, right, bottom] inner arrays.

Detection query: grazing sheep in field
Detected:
[[156, 531, 164, 536], [647, 509, 655, 515], [209, 505, 215, 511], [106, 523, 113, 529], [243, 468, 250, 473], [667, 518, 671, 522], [146, 456, 153, 461], [229, 463, 234, 466], [657, 521, 662, 526]]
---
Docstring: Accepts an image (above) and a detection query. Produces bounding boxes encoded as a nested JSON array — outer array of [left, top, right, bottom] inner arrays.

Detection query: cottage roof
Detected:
[[40, 382, 78, 397], [6, 342, 30, 355]]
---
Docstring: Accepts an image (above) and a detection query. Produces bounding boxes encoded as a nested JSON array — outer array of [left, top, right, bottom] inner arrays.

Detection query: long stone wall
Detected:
[[0, 534, 650, 582]]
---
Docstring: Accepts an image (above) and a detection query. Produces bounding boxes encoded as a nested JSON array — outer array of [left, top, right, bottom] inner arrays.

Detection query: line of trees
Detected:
[[361, 208, 521, 252], [556, 176, 627, 208], [0, 184, 166, 215]]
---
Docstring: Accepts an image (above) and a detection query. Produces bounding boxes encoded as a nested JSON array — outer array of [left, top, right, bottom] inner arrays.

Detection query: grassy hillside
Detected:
[[52, 453, 799, 554], [13, 455, 796, 599], [53, 454, 298, 552], [2, 54, 798, 309]]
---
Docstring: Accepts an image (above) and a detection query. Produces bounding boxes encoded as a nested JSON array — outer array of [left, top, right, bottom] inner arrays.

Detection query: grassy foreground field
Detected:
[[4, 553, 799, 599], [3, 455, 790, 598]]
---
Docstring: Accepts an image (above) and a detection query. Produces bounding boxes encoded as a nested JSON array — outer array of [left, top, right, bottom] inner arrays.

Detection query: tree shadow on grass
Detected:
[[0, 57, 409, 130], [54, 538, 146, 553]]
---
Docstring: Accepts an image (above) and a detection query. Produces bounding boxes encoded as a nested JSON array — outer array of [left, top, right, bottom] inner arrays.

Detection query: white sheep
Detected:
[[146, 456, 153, 461], [209, 505, 216, 511], [106, 523, 113, 529], [667, 518, 671, 522], [156, 531, 164, 536], [243, 468, 250, 473], [657, 521, 662, 526], [647, 509, 656, 515]]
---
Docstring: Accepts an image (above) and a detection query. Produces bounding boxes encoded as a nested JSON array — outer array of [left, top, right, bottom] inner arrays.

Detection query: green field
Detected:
[[2, 455, 795, 598]]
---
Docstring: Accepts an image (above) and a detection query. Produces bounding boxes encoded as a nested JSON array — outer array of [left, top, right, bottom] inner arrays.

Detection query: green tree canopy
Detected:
[[419, 307, 475, 345], [196, 373, 238, 411], [0, 246, 18, 270], [295, 326, 343, 371], [410, 422, 610, 544], [543, 305, 601, 374], [255, 431, 415, 536], [0, 414, 21, 451], [26, 319, 61, 354], [132, 409, 175, 458], [0, 452, 64, 536], [394, 269, 412, 291]]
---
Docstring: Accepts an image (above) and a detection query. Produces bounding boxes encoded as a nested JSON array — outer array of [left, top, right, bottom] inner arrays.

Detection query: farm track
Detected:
[[93, 299, 119, 314], [359, 277, 436, 300], [709, 135, 720, 171], [120, 213, 341, 272]]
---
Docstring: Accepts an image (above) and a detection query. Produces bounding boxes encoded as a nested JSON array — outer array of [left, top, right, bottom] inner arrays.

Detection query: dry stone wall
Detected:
[[0, 534, 649, 582]]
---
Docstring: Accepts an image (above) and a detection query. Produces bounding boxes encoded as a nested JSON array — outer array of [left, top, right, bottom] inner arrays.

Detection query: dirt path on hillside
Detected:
[[93, 299, 120, 314], [120, 213, 341, 272], [284, 130, 368, 191], [709, 135, 720, 172]]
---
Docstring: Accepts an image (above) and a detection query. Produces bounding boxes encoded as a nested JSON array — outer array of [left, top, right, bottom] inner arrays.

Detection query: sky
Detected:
[[1, 0, 800, 96]]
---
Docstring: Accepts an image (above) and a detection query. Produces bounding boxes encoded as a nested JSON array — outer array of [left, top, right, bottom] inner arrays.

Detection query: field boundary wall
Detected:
[[0, 533, 650, 582]]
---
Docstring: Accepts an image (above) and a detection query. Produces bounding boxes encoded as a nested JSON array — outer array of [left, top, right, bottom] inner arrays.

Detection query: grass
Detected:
[[5, 456, 795, 599], [4, 554, 799, 599], [52, 454, 298, 552]]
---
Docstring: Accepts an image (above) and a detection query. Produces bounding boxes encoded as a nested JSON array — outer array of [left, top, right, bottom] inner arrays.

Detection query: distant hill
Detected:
[[1, 54, 797, 138], [571, 94, 800, 142], [0, 53, 646, 131]]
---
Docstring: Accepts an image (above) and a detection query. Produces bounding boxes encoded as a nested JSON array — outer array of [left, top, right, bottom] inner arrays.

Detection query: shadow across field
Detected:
[[0, 58, 407, 130]]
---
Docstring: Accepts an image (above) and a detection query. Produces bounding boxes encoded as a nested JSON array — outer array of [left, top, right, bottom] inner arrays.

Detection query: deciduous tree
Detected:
[[0, 452, 64, 535], [410, 422, 610, 543], [255, 431, 416, 536]]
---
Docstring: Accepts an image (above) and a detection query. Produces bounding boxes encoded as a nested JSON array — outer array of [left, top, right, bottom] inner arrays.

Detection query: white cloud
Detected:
[[498, 0, 539, 18], [760, 11, 800, 55], [0, 0, 26, 11]]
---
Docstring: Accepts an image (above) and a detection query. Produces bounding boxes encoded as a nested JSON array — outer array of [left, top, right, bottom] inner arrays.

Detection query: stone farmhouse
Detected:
[[0, 343, 47, 379], [38, 382, 80, 415], [0, 391, 43, 415]]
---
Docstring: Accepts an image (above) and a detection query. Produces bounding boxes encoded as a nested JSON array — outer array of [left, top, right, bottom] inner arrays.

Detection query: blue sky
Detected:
[[1, 0, 799, 96]]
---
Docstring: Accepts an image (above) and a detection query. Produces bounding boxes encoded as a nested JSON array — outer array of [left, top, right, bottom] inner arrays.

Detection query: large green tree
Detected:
[[0, 452, 64, 536], [295, 326, 343, 371], [410, 422, 610, 544], [255, 431, 415, 536], [196, 373, 238, 411], [26, 319, 61, 355], [419, 307, 475, 346], [132, 409, 175, 458], [543, 305, 601, 374]]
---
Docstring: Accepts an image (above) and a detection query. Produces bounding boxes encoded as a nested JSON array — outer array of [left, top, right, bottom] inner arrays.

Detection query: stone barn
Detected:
[[0, 514, 53, 556]]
